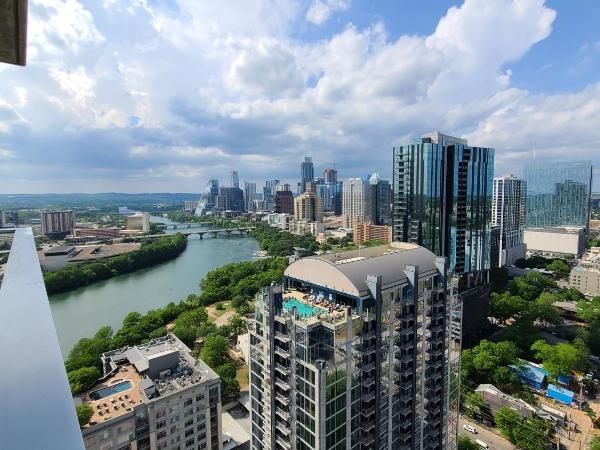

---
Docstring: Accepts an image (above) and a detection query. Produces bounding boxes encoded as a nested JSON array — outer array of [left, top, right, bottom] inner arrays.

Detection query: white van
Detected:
[[475, 439, 489, 449]]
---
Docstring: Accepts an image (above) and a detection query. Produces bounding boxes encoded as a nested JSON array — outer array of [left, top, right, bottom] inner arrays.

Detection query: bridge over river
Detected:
[[133, 226, 255, 239]]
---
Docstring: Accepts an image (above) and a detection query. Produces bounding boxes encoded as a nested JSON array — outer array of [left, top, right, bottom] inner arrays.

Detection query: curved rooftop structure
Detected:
[[284, 242, 439, 298]]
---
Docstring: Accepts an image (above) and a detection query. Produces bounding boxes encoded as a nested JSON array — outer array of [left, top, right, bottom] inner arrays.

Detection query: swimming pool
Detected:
[[283, 299, 324, 318], [89, 380, 133, 400]]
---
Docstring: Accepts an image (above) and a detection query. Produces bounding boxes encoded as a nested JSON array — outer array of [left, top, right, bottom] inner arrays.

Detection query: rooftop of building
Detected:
[[525, 227, 585, 234], [284, 242, 440, 298], [79, 334, 218, 428], [44, 245, 76, 256]]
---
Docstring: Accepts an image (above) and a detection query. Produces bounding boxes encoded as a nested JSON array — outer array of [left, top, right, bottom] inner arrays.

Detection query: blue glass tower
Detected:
[[524, 161, 592, 229]]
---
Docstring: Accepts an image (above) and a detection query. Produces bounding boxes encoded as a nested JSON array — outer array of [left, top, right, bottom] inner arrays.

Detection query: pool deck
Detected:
[[82, 364, 143, 427], [282, 289, 351, 324]]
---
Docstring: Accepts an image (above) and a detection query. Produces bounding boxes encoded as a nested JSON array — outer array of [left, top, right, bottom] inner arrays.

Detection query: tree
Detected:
[[490, 267, 509, 293], [546, 259, 571, 279], [201, 335, 230, 368], [495, 406, 521, 442], [68, 366, 101, 393], [462, 392, 490, 423], [529, 292, 562, 327], [227, 315, 247, 338], [590, 435, 600, 450], [457, 436, 479, 450], [76, 404, 94, 427], [531, 339, 588, 379], [461, 340, 519, 386], [577, 296, 600, 324], [490, 292, 526, 325], [513, 416, 550, 450]]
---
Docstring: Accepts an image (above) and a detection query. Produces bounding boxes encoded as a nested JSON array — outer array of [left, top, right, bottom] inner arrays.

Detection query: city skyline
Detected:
[[1, 0, 600, 193]]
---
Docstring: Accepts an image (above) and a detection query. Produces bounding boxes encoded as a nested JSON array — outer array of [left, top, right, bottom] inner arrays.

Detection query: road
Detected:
[[459, 418, 515, 449]]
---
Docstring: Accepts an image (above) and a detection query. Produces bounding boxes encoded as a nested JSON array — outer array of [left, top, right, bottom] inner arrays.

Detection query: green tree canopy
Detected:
[[546, 259, 571, 279], [457, 436, 479, 450], [530, 339, 588, 378], [461, 340, 519, 390], [68, 366, 101, 394], [577, 296, 600, 324], [495, 406, 522, 442], [201, 335, 230, 368], [76, 404, 94, 427], [490, 292, 527, 325]]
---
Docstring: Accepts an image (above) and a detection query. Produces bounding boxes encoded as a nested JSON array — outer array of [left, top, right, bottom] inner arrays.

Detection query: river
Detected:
[[49, 216, 259, 357]]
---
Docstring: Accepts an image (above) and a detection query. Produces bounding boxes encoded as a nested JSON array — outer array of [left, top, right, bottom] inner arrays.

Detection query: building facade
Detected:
[[353, 222, 392, 245], [125, 213, 151, 232], [524, 161, 592, 229], [524, 227, 585, 258], [300, 157, 315, 194], [392, 132, 494, 343], [216, 187, 245, 213], [230, 171, 240, 189], [342, 178, 370, 226], [41, 210, 76, 236], [196, 180, 220, 216], [72, 227, 121, 239], [78, 334, 222, 450], [323, 168, 338, 184], [249, 243, 461, 450], [274, 188, 294, 215], [368, 173, 392, 226], [245, 182, 257, 212], [294, 190, 323, 223], [570, 262, 600, 296], [492, 174, 527, 266], [316, 182, 343, 215], [264, 180, 281, 211]]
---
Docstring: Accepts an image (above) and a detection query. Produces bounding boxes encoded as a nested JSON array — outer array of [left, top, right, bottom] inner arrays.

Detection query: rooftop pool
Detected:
[[89, 380, 133, 400], [283, 299, 325, 318]]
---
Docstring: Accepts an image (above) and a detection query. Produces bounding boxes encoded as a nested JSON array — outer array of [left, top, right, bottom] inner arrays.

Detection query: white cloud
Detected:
[[306, 0, 350, 25], [1, 0, 599, 193]]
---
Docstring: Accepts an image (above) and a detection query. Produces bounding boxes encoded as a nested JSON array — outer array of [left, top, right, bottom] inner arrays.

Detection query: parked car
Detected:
[[475, 439, 489, 449], [463, 424, 477, 434]]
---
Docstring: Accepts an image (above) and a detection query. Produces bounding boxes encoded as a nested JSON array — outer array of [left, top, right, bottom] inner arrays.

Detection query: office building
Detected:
[[524, 161, 592, 229], [77, 334, 222, 450], [230, 171, 240, 189], [369, 173, 392, 226], [300, 157, 314, 194], [1, 209, 19, 227], [125, 213, 151, 233], [217, 187, 245, 212], [41, 210, 76, 237], [524, 227, 585, 258], [492, 174, 527, 266], [316, 181, 343, 215], [323, 168, 338, 184], [196, 179, 220, 216], [264, 180, 280, 211], [353, 222, 392, 245], [392, 132, 494, 342], [249, 243, 461, 450], [342, 178, 370, 226], [288, 219, 324, 236], [72, 227, 121, 239], [274, 185, 294, 215], [245, 181, 257, 212], [294, 189, 323, 223]]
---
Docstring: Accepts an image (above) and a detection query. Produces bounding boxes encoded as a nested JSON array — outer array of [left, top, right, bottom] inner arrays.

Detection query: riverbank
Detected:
[[44, 234, 187, 295]]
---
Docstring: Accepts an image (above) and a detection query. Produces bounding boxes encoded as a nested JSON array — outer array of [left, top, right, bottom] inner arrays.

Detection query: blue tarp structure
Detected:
[[510, 362, 549, 390], [547, 384, 574, 405]]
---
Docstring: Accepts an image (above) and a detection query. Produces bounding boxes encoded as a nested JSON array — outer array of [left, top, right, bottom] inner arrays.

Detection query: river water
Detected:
[[49, 216, 259, 357]]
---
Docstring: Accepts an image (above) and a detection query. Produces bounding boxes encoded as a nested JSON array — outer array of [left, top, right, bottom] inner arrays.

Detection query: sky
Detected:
[[0, 0, 599, 193]]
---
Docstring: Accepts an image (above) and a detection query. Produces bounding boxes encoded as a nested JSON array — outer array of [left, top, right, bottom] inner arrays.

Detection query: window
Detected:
[[196, 394, 205, 402], [185, 438, 195, 447], [157, 431, 167, 440], [185, 418, 194, 428], [184, 398, 193, 407], [185, 429, 194, 438], [157, 420, 166, 429]]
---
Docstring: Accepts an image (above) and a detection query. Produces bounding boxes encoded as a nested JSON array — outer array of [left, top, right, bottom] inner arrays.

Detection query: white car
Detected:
[[463, 424, 477, 434]]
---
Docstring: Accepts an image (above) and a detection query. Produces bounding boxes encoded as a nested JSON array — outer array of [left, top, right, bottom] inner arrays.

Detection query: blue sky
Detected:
[[0, 0, 599, 193]]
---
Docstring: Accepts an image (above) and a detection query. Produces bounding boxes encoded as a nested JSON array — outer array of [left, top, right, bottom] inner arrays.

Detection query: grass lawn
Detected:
[[236, 363, 249, 390], [207, 301, 234, 321]]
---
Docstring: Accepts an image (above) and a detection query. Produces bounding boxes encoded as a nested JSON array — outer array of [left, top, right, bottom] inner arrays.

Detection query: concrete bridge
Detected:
[[163, 222, 212, 230], [135, 227, 255, 239]]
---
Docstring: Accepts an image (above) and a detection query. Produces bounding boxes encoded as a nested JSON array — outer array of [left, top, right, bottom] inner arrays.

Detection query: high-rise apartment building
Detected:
[[300, 157, 315, 194], [342, 178, 370, 226], [353, 221, 392, 245], [274, 186, 294, 215], [323, 168, 338, 183], [245, 181, 257, 212], [249, 243, 461, 450], [316, 182, 343, 215], [368, 173, 392, 226], [294, 190, 323, 223], [196, 179, 219, 216], [78, 334, 222, 450], [524, 161, 593, 229], [492, 174, 527, 266], [392, 132, 494, 342], [1, 209, 19, 227], [41, 210, 75, 236], [230, 170, 240, 189]]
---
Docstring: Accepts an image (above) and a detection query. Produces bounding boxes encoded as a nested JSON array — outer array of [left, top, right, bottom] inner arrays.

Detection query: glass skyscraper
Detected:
[[300, 156, 315, 194], [524, 161, 592, 229], [392, 133, 494, 274]]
